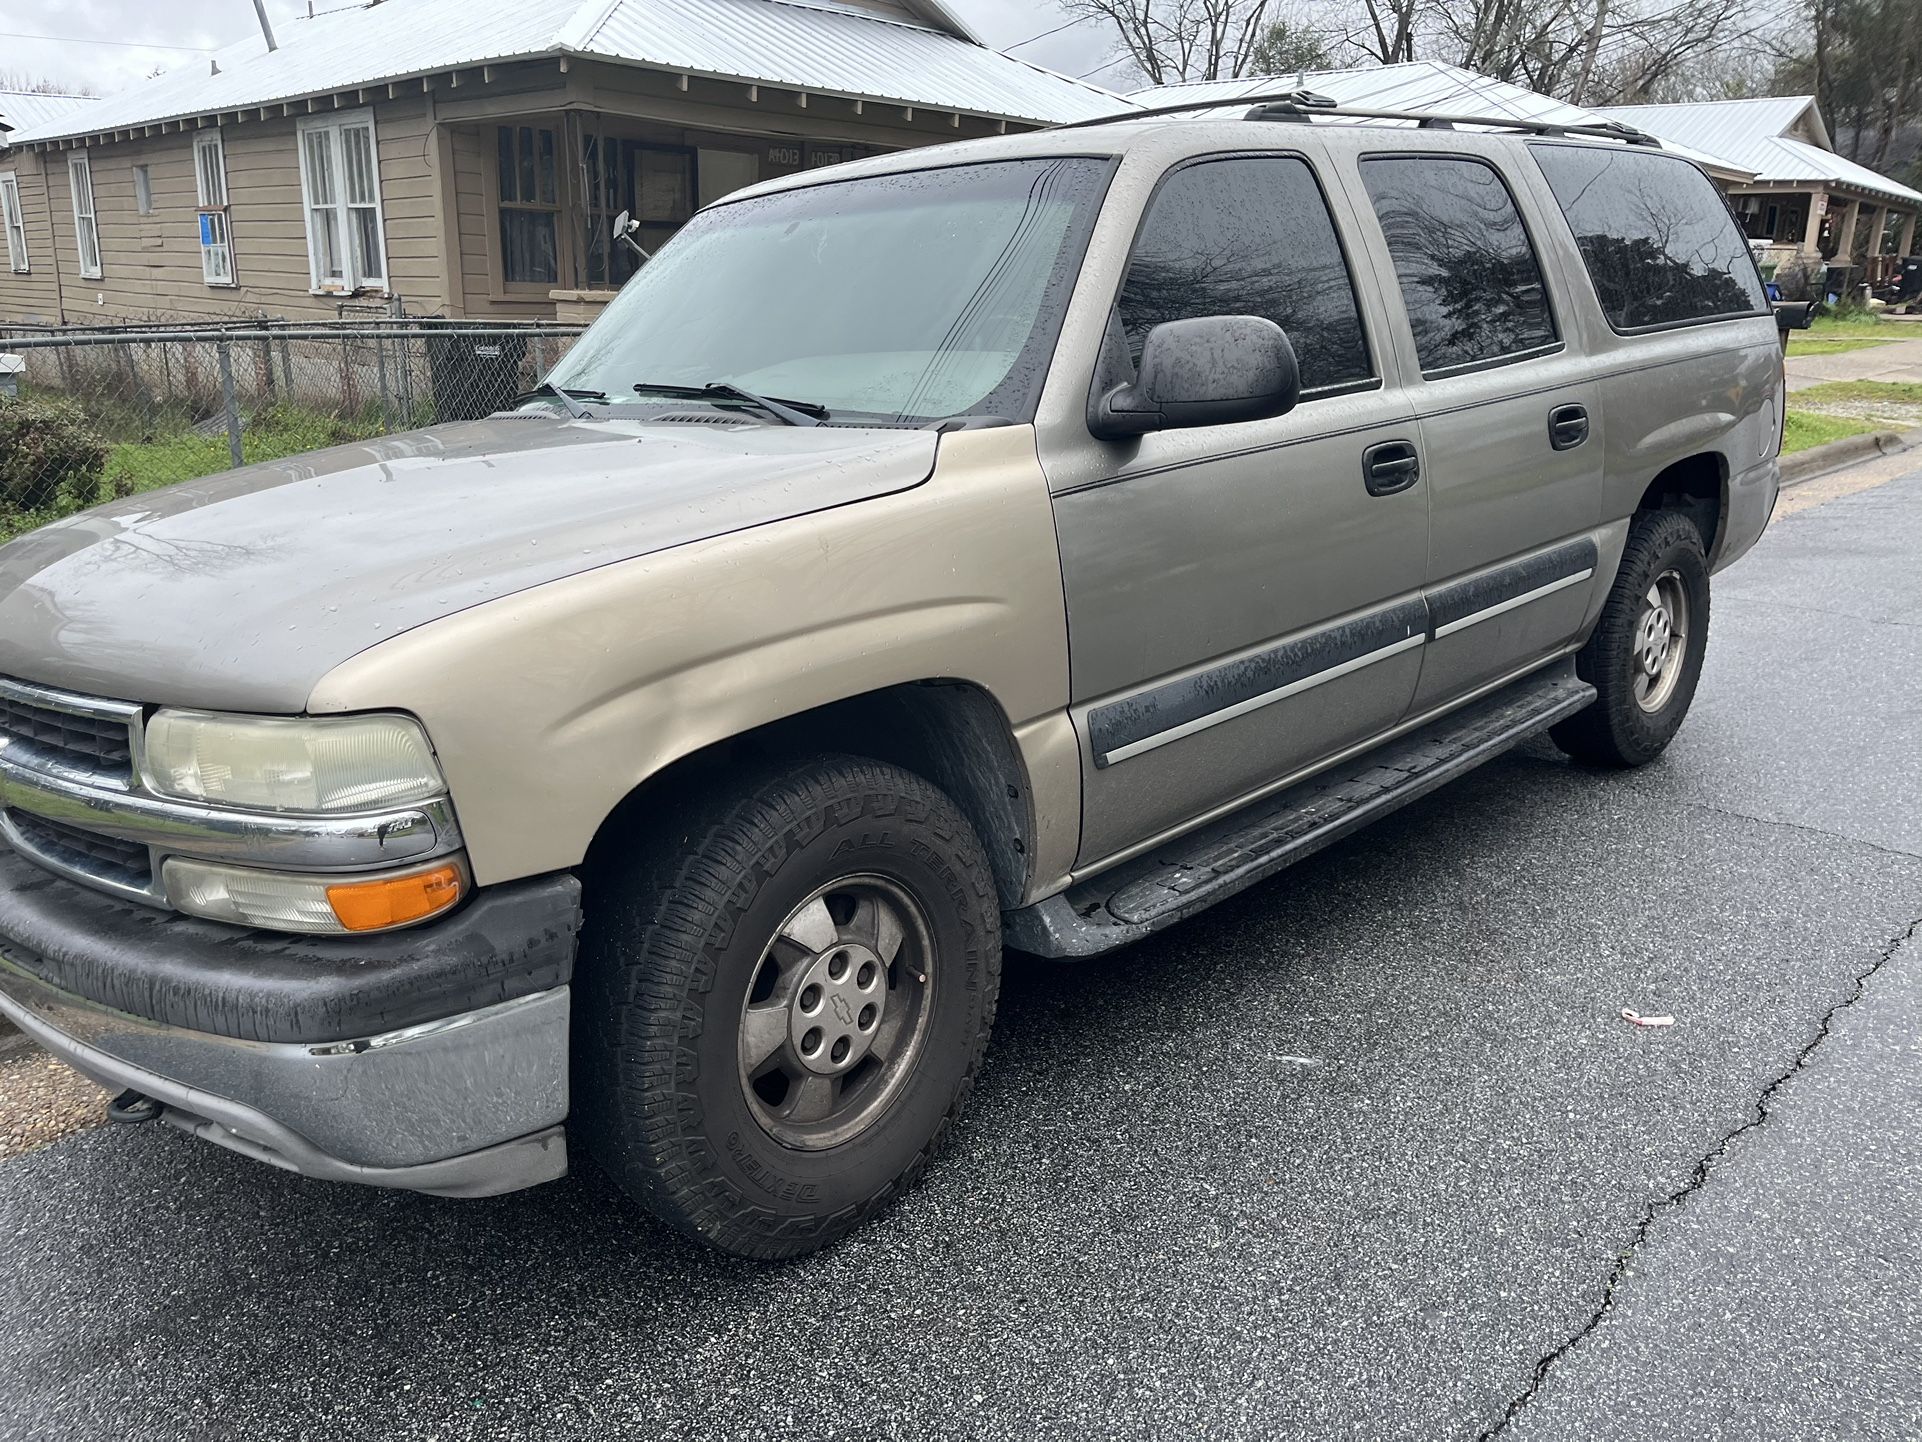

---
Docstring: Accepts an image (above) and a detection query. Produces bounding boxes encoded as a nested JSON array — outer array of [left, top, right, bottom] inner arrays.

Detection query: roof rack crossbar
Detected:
[[1054, 91, 1663, 148]]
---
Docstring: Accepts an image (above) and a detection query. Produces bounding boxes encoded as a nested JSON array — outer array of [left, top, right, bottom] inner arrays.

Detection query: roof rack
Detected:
[[1054, 88, 1663, 147]]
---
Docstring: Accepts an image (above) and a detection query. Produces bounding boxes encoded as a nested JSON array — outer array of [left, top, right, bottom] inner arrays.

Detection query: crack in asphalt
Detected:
[[1477, 914, 1922, 1440], [1725, 595, 1922, 632], [1644, 793, 1922, 863]]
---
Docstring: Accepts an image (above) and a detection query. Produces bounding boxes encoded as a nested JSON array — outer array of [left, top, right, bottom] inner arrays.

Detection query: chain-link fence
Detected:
[[0, 319, 586, 542]]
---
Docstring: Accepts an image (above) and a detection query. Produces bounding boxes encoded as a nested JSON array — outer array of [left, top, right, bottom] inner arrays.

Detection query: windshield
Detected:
[[547, 156, 1113, 426]]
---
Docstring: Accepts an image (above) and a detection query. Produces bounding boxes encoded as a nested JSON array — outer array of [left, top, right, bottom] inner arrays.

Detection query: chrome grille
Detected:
[[0, 677, 158, 902], [5, 812, 153, 892], [0, 678, 138, 787]]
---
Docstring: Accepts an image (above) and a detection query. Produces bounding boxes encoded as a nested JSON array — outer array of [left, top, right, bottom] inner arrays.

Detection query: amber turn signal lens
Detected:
[[326, 864, 463, 933]]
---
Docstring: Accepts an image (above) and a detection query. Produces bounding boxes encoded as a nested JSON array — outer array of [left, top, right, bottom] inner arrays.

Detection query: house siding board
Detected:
[[0, 152, 64, 325], [1, 94, 455, 325]]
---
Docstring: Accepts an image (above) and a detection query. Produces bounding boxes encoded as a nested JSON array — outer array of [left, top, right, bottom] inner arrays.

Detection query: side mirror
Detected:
[[1091, 315, 1300, 440]]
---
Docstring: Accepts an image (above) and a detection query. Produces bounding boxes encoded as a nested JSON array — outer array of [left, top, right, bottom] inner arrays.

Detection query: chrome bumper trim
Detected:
[[0, 963, 571, 1197], [0, 747, 460, 893]]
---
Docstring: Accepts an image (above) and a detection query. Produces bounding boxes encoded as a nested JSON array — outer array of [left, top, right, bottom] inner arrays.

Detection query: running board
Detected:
[[1004, 661, 1596, 959]]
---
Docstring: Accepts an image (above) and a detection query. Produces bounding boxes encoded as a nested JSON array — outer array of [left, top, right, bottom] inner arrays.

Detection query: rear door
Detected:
[[1348, 149, 1605, 712], [1042, 152, 1429, 867]]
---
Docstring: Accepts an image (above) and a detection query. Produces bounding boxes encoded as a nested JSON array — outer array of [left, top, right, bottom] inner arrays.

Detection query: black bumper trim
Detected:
[[0, 842, 580, 1044]]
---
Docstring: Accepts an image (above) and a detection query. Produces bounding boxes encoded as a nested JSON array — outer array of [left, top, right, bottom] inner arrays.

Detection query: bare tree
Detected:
[[1058, 0, 1281, 83], [0, 70, 95, 96]]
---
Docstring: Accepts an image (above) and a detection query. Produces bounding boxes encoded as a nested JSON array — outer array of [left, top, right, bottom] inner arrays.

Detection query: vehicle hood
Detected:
[[0, 416, 938, 713]]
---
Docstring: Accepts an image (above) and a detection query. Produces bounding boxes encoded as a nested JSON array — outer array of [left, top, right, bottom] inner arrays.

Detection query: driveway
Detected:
[[1, 462, 1918, 1442]]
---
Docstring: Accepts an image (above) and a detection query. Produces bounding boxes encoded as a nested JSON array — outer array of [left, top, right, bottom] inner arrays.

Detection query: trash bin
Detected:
[[425, 332, 527, 423], [0, 355, 21, 400]]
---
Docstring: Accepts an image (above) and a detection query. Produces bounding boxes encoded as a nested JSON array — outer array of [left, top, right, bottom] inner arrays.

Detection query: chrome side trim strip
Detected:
[[1433, 569, 1594, 639], [1071, 647, 1584, 883], [1100, 633, 1426, 766]]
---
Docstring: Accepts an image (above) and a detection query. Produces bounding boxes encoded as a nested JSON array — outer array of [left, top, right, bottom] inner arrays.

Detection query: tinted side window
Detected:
[[1358, 155, 1558, 373], [1529, 144, 1768, 331], [1118, 156, 1372, 392]]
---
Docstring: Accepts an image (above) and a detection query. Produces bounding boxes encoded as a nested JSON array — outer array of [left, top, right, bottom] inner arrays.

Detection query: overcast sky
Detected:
[[5, 0, 1129, 98]]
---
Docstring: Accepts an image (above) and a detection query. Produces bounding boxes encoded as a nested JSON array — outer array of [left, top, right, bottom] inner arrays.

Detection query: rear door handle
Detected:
[[1549, 403, 1590, 451], [1362, 440, 1421, 497]]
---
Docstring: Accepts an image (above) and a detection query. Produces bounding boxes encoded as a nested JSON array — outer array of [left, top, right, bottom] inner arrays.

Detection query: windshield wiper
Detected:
[[632, 380, 826, 427], [515, 382, 606, 420]]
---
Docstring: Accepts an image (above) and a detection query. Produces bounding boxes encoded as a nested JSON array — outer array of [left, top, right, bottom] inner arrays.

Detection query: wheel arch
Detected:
[[1635, 451, 1729, 563], [585, 679, 1040, 911]]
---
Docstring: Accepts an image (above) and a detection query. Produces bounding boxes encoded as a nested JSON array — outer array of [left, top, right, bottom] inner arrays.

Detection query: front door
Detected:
[[1044, 153, 1430, 867], [1347, 150, 1606, 712]]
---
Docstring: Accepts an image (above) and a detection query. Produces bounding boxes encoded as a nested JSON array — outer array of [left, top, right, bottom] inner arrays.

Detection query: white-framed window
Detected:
[[69, 153, 101, 279], [296, 110, 387, 293], [0, 172, 27, 273], [133, 164, 155, 216], [194, 131, 235, 286]]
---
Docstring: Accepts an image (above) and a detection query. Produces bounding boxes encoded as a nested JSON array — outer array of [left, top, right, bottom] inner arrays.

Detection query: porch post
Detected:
[[1898, 211, 1917, 258], [1836, 199, 1861, 264], [1801, 191, 1827, 256], [1861, 205, 1885, 259]]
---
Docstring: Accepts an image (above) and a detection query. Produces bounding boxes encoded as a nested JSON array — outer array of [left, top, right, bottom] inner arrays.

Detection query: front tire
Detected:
[[1552, 509, 1711, 767], [573, 754, 1002, 1260]]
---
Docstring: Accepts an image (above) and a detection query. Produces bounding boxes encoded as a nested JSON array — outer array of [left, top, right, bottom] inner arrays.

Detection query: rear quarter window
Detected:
[[1528, 143, 1768, 332]]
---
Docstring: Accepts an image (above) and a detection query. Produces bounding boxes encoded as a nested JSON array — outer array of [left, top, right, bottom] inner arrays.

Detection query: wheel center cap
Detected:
[[790, 942, 885, 1076], [1640, 607, 1673, 675]]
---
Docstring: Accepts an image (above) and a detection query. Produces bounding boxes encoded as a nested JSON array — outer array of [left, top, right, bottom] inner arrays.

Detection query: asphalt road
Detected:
[[2, 464, 1918, 1442]]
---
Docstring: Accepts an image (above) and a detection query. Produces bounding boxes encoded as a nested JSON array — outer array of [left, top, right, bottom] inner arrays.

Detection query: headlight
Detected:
[[162, 857, 465, 933], [142, 710, 445, 813]]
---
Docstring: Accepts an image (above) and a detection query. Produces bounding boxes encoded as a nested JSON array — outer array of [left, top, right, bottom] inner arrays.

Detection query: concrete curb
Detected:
[[1779, 425, 1922, 488]]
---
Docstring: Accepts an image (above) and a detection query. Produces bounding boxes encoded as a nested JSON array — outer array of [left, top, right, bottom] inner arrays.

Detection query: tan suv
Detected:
[[0, 95, 1784, 1259]]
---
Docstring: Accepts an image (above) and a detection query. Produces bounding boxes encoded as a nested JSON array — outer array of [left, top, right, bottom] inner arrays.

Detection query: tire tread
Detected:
[[573, 754, 1001, 1260]]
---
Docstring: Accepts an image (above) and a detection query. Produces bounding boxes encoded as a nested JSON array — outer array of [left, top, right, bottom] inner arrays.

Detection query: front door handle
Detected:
[[1362, 440, 1421, 497], [1549, 403, 1590, 451]]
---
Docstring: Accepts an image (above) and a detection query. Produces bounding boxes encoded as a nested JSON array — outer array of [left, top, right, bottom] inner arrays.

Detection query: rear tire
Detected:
[[1552, 509, 1711, 767], [573, 754, 1001, 1260]]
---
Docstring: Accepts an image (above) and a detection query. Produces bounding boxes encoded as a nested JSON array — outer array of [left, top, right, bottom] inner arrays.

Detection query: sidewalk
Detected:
[[1786, 333, 1922, 392]]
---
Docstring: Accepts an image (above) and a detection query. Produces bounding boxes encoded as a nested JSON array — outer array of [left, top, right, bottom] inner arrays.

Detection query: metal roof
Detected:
[[4, 0, 1130, 146], [1596, 98, 1922, 208], [1127, 62, 1756, 181], [569, 0, 1130, 123], [0, 89, 100, 144]]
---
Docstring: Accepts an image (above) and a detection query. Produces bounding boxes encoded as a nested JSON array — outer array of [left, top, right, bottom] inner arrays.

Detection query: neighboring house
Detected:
[[1128, 62, 1758, 187], [1596, 97, 1922, 279], [0, 0, 1127, 327], [1, 89, 101, 326]]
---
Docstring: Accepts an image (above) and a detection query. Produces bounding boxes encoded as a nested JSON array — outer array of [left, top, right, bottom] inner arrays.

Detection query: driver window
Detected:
[[1117, 155, 1374, 394]]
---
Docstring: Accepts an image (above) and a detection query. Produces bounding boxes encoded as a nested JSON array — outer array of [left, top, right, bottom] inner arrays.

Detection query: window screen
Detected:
[[1118, 156, 1372, 393], [1529, 144, 1767, 331], [1359, 156, 1557, 373]]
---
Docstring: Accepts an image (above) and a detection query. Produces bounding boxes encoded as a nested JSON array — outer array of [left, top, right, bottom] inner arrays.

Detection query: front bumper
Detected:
[[0, 845, 582, 1197]]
